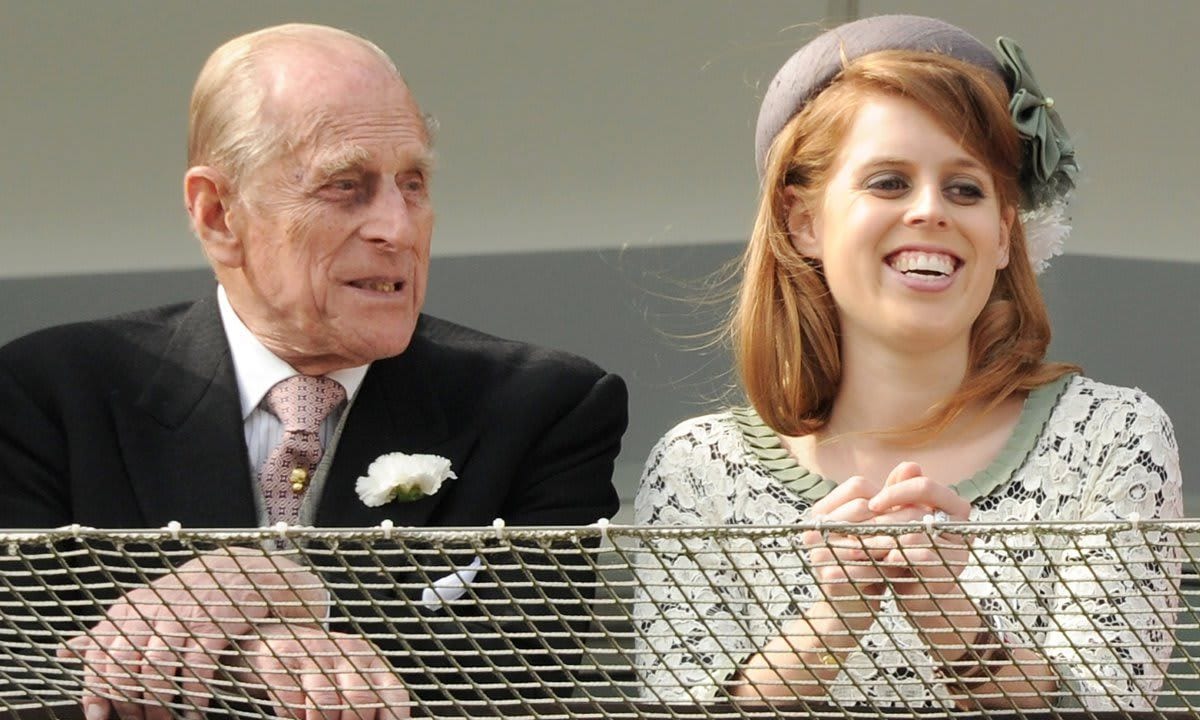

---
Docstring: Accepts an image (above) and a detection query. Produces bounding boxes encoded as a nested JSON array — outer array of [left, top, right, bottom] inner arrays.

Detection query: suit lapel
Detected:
[[114, 295, 258, 527], [316, 330, 452, 527]]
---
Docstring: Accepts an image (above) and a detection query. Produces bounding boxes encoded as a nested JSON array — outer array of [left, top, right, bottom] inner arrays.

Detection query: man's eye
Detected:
[[400, 175, 428, 198], [316, 178, 365, 202]]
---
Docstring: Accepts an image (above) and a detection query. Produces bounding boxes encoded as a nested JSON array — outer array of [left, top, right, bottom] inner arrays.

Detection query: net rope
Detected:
[[1, 519, 1198, 719]]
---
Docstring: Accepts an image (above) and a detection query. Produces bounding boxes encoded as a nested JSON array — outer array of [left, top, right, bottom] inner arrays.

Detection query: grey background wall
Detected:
[[1, 1, 1197, 518]]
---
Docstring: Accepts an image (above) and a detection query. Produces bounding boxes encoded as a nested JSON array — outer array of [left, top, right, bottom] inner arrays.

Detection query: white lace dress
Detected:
[[633, 375, 1183, 710]]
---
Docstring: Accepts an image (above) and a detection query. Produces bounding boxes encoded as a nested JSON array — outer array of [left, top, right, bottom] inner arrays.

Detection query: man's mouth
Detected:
[[885, 250, 960, 278], [349, 279, 405, 293]]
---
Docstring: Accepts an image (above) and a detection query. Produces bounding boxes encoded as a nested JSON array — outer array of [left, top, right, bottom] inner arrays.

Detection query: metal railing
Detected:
[[0, 520, 1196, 718]]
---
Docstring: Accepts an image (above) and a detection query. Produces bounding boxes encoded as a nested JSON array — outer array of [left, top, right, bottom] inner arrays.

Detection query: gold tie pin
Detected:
[[290, 467, 309, 494]]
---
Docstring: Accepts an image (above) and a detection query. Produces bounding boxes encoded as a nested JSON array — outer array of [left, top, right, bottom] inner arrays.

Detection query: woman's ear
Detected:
[[184, 166, 243, 269], [997, 205, 1016, 269], [783, 185, 821, 259]]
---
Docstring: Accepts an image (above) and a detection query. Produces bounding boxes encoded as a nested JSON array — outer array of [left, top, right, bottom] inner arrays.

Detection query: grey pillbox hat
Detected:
[[754, 14, 1004, 177]]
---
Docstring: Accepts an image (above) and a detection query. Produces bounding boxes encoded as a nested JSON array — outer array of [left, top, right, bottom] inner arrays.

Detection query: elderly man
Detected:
[[0, 23, 626, 720]]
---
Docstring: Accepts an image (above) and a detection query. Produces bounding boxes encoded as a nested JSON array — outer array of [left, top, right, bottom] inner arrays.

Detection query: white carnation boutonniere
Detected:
[[355, 453, 457, 506]]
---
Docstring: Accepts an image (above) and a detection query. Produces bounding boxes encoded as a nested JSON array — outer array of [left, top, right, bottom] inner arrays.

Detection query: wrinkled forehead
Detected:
[[260, 48, 430, 170], [282, 103, 432, 180]]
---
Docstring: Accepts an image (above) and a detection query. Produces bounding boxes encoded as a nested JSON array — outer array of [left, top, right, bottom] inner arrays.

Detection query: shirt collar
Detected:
[[217, 286, 369, 420]]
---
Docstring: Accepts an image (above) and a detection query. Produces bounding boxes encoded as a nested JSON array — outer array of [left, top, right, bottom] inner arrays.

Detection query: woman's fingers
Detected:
[[806, 477, 894, 583], [810, 476, 883, 517], [872, 505, 969, 548], [868, 474, 972, 519], [806, 536, 894, 597], [803, 464, 979, 602], [807, 488, 880, 546], [868, 466, 973, 584], [884, 461, 923, 487], [879, 527, 972, 594]]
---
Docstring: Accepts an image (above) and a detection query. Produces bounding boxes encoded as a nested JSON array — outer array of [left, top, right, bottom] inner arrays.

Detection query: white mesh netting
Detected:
[[1, 520, 1198, 719]]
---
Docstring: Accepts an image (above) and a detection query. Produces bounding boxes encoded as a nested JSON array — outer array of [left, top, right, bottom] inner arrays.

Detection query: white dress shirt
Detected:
[[217, 286, 368, 524]]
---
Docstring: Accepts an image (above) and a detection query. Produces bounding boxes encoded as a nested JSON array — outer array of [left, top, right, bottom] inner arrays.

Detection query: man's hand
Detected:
[[58, 549, 329, 720], [232, 624, 410, 720]]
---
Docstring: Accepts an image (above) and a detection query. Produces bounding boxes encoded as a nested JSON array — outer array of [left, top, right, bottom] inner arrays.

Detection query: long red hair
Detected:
[[733, 50, 1077, 440]]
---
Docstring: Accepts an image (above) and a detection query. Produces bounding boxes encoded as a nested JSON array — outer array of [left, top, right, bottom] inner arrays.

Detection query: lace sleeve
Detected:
[[1042, 390, 1183, 710], [631, 421, 758, 703]]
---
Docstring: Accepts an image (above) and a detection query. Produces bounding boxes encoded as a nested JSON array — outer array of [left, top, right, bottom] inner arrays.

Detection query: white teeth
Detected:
[[889, 251, 955, 276]]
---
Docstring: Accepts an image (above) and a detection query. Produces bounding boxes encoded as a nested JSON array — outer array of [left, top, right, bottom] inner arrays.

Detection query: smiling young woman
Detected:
[[633, 15, 1181, 712], [741, 48, 1067, 443]]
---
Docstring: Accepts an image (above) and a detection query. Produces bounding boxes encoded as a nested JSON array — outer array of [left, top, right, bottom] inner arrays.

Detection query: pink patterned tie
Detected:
[[259, 375, 346, 524]]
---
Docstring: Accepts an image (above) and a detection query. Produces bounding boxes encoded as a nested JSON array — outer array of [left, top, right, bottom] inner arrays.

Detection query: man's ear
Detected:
[[997, 204, 1016, 269], [184, 167, 242, 268], [783, 185, 821, 259]]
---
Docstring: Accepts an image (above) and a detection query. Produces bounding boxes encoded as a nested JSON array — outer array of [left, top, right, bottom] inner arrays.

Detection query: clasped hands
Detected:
[[802, 461, 973, 611], [58, 548, 409, 720]]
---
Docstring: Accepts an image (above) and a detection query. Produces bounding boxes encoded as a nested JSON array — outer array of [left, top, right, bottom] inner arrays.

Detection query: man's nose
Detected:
[[903, 184, 949, 229], [363, 183, 418, 249]]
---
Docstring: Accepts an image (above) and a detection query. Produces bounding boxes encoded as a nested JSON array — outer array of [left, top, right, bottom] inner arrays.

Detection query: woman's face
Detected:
[[786, 94, 1014, 355]]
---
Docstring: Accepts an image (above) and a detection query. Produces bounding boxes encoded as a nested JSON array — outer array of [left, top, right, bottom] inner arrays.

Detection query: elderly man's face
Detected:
[[227, 53, 434, 373]]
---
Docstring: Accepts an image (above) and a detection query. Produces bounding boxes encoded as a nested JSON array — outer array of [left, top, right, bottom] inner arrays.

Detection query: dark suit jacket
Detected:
[[0, 294, 627, 714]]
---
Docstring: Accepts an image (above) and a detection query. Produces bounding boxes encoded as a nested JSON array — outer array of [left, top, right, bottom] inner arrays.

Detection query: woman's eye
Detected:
[[866, 174, 909, 195], [946, 182, 985, 203]]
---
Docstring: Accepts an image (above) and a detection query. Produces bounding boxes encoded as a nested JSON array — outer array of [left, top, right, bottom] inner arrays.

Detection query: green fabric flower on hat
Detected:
[[995, 37, 1079, 209]]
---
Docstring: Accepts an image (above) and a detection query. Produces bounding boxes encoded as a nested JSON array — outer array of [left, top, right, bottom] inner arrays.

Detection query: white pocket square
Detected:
[[421, 555, 483, 610]]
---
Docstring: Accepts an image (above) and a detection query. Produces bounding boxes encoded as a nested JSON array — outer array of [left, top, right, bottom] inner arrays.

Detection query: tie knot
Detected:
[[265, 375, 346, 433]]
